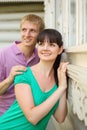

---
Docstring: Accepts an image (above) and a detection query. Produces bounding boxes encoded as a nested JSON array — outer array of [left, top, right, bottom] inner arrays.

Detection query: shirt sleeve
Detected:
[[14, 67, 31, 86]]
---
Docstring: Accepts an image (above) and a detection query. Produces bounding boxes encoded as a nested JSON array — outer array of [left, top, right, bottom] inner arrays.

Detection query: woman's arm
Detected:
[[15, 83, 66, 125], [53, 62, 69, 123], [53, 91, 67, 123]]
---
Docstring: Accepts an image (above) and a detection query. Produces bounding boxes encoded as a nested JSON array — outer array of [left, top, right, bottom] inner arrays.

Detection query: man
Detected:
[[0, 14, 45, 116]]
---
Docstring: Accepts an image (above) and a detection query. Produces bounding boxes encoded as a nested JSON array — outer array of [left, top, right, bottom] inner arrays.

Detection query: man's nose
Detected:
[[25, 30, 31, 36]]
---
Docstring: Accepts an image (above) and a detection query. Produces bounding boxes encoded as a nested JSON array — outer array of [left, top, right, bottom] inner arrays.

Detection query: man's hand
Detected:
[[8, 65, 26, 83]]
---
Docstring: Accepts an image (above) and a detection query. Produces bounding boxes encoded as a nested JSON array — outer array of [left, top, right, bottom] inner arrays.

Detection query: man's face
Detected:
[[21, 21, 39, 47]]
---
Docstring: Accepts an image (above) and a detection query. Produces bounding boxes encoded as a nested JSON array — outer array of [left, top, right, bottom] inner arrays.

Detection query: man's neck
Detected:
[[17, 43, 35, 60]]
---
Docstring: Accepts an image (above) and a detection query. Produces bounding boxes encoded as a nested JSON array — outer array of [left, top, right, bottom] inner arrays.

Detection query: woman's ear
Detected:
[[58, 46, 64, 55]]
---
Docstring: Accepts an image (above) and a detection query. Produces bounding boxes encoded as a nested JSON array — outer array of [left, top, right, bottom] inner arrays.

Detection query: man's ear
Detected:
[[58, 46, 64, 55]]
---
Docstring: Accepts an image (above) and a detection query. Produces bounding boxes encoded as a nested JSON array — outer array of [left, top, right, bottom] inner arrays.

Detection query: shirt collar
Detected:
[[11, 41, 22, 55], [11, 41, 38, 57]]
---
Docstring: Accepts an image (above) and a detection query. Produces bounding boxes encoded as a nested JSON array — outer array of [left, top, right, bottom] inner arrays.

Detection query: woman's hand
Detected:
[[57, 62, 69, 90]]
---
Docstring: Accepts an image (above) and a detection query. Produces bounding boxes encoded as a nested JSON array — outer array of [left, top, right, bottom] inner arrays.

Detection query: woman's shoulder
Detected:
[[14, 67, 33, 85]]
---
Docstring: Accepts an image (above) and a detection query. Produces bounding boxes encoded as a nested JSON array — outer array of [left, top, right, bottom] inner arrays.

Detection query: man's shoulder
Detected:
[[2, 41, 15, 49], [0, 41, 15, 56]]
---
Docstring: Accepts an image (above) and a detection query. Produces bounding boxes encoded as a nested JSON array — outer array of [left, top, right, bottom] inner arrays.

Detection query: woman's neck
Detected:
[[34, 61, 54, 77]]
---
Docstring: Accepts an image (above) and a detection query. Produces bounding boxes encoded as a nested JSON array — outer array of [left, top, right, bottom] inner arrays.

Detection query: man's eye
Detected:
[[22, 28, 26, 32], [30, 29, 36, 33]]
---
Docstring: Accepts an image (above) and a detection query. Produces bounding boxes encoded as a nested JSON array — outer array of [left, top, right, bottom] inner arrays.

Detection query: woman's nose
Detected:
[[43, 43, 49, 50]]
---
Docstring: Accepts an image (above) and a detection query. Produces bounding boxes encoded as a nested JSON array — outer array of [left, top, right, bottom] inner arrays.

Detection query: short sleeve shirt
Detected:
[[0, 41, 39, 116]]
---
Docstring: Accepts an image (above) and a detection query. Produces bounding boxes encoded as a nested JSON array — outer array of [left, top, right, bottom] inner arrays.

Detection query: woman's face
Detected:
[[37, 39, 63, 62]]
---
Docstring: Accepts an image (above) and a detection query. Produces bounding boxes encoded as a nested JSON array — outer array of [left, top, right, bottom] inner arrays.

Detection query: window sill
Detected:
[[65, 44, 87, 53]]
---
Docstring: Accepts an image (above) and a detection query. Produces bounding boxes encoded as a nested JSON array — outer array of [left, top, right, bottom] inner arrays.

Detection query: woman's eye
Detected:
[[50, 43, 55, 46], [38, 42, 44, 46]]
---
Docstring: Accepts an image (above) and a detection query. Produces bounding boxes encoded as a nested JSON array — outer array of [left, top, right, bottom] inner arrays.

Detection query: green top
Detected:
[[0, 67, 59, 130]]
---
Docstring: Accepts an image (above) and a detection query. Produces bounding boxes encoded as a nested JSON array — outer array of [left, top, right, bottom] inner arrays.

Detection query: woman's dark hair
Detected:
[[37, 29, 63, 85]]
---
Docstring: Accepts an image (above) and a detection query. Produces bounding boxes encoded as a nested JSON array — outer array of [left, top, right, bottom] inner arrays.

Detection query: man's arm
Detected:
[[0, 65, 26, 95], [0, 77, 13, 95]]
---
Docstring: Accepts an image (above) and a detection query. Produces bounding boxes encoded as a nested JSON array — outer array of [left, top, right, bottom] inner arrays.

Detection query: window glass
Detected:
[[68, 0, 76, 46], [56, 0, 62, 33], [82, 0, 87, 44]]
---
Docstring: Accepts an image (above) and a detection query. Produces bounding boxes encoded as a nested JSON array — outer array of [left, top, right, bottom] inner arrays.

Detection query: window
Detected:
[[60, 0, 87, 48]]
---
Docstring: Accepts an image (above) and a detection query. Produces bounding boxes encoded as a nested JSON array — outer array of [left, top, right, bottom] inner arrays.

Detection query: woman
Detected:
[[0, 29, 68, 130]]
